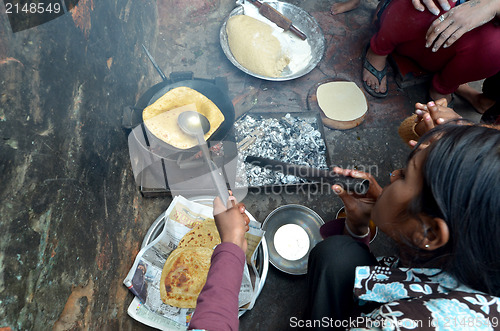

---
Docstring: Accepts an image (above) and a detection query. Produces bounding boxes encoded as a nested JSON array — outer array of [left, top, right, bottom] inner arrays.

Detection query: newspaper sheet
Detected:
[[124, 196, 265, 330]]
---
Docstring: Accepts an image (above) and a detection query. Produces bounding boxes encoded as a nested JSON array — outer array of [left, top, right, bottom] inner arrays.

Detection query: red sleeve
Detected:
[[188, 242, 245, 331]]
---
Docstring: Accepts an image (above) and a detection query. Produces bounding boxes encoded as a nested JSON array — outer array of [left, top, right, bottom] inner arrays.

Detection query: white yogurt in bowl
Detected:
[[273, 224, 310, 261]]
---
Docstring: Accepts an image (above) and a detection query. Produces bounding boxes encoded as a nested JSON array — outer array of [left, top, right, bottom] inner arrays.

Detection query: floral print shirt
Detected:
[[351, 264, 500, 330]]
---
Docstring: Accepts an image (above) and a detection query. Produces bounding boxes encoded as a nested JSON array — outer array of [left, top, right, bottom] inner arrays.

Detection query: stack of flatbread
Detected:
[[142, 86, 225, 149], [160, 219, 221, 308]]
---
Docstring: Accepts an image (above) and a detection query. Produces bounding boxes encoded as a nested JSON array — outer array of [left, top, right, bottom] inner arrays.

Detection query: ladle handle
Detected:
[[142, 44, 167, 81], [196, 135, 230, 206]]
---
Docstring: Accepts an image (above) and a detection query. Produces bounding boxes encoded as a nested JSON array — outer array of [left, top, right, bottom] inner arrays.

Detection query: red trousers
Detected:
[[371, 0, 500, 94]]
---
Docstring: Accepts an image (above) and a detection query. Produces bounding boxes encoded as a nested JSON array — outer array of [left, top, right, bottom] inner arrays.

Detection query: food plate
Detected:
[[141, 196, 268, 317], [220, 1, 325, 81], [262, 204, 324, 275]]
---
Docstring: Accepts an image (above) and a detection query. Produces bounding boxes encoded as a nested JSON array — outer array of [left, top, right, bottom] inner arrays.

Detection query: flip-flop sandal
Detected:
[[362, 44, 388, 98]]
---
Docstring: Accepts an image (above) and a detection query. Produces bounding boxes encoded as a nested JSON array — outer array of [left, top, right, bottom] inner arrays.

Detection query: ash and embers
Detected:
[[233, 113, 329, 187]]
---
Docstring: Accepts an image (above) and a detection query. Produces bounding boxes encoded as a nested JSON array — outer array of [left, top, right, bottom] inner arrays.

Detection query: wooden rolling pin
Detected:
[[247, 0, 307, 40]]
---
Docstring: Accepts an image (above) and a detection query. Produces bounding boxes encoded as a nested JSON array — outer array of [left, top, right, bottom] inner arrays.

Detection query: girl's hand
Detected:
[[414, 99, 461, 135], [412, 99, 462, 146], [415, 97, 449, 120], [331, 168, 383, 235], [213, 197, 250, 252]]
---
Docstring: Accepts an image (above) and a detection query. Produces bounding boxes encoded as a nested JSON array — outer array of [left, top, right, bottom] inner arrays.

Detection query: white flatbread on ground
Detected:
[[316, 81, 368, 121]]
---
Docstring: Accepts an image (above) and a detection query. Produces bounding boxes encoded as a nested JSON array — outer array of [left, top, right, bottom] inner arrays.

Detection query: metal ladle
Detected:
[[178, 111, 230, 205]]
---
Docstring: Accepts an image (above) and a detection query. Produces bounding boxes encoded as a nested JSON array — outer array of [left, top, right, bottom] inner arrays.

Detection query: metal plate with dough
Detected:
[[220, 2, 325, 81], [142, 196, 268, 317], [262, 204, 324, 275]]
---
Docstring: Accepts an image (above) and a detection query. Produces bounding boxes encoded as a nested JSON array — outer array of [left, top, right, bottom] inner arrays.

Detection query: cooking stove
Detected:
[[122, 71, 239, 198], [123, 69, 332, 199]]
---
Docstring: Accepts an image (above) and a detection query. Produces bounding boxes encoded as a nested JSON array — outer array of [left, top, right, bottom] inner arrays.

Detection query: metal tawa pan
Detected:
[[143, 79, 236, 154], [141, 196, 269, 317], [220, 1, 325, 81]]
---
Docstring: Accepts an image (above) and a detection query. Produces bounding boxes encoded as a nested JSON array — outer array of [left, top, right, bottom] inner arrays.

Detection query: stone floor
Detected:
[[0, 0, 481, 330]]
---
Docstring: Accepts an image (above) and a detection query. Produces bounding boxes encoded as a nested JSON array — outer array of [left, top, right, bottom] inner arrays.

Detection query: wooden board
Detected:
[[307, 79, 368, 130]]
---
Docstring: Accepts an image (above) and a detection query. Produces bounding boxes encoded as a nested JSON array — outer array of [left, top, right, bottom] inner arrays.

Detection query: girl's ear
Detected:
[[412, 215, 449, 250]]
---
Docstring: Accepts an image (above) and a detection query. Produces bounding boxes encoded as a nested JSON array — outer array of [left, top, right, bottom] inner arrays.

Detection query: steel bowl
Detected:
[[262, 204, 324, 275], [220, 2, 325, 81]]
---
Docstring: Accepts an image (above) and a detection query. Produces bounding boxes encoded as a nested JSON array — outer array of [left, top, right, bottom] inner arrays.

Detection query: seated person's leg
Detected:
[[306, 236, 378, 328], [330, 0, 361, 15], [480, 71, 500, 123], [482, 71, 500, 104], [364, 0, 439, 96], [455, 83, 496, 114], [430, 22, 500, 103]]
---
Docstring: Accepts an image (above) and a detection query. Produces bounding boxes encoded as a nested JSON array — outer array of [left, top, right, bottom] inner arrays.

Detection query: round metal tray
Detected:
[[220, 2, 325, 81], [141, 196, 268, 317]]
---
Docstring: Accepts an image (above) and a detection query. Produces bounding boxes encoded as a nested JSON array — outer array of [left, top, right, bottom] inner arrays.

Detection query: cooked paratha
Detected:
[[142, 86, 225, 149], [178, 219, 221, 249], [160, 246, 213, 308]]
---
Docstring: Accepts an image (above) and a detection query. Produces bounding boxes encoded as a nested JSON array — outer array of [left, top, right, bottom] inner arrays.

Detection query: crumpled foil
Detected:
[[234, 113, 328, 187]]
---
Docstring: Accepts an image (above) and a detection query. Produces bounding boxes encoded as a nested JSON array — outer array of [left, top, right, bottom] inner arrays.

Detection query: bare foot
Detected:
[[429, 86, 452, 105], [455, 83, 496, 114], [362, 47, 388, 94], [331, 0, 360, 14]]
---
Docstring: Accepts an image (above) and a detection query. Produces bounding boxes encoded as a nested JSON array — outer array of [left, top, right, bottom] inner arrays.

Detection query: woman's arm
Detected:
[[188, 197, 250, 331], [188, 243, 245, 331]]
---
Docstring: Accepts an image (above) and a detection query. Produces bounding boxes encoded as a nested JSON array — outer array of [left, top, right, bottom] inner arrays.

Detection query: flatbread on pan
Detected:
[[160, 246, 213, 308], [142, 86, 225, 149], [178, 219, 221, 249]]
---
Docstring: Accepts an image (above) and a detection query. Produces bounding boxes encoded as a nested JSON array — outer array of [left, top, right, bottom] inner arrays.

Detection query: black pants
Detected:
[[481, 72, 500, 124], [305, 236, 378, 330]]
